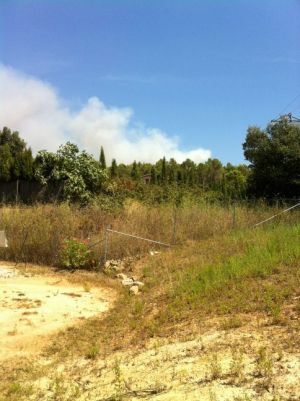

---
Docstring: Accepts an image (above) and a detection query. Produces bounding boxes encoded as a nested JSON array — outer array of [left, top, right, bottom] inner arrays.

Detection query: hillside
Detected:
[[0, 220, 299, 401]]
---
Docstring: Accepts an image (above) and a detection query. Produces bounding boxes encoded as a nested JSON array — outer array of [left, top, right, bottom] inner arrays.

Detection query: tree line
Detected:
[[0, 115, 299, 204]]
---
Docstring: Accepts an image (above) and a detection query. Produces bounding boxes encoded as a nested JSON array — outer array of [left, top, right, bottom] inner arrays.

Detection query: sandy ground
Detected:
[[35, 316, 299, 401], [0, 264, 299, 400], [0, 265, 113, 361]]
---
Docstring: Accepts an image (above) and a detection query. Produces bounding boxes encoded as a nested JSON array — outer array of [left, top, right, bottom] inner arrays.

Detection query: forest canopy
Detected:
[[0, 116, 299, 204]]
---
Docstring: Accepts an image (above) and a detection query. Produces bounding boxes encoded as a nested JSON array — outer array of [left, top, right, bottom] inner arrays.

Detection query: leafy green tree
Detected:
[[99, 146, 106, 169], [205, 159, 223, 191], [243, 118, 300, 197], [181, 159, 196, 185], [35, 142, 107, 204], [0, 143, 13, 181], [0, 127, 34, 180], [224, 169, 247, 199]]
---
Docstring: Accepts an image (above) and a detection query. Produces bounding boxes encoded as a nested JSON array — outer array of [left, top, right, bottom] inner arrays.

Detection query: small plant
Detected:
[[48, 375, 80, 401], [85, 345, 100, 360], [229, 348, 245, 384], [83, 282, 91, 292], [256, 347, 273, 386], [221, 316, 243, 330], [6, 383, 33, 399], [264, 287, 282, 324], [233, 395, 252, 401], [112, 359, 125, 401], [208, 354, 222, 380], [60, 238, 91, 269], [208, 387, 218, 401]]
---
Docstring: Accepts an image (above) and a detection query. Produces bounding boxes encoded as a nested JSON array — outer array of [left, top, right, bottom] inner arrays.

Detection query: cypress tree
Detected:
[[150, 166, 156, 184], [131, 161, 138, 180], [99, 146, 106, 169], [111, 158, 117, 178]]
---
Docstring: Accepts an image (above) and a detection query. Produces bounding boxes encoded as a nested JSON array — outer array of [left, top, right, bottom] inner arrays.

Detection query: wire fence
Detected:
[[102, 227, 172, 265], [0, 198, 299, 268]]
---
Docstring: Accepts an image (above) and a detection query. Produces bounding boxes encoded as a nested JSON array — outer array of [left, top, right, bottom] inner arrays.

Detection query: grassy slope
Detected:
[[46, 221, 300, 359], [1, 220, 299, 401]]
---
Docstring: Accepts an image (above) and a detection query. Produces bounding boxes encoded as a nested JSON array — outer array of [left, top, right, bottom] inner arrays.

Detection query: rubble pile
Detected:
[[103, 258, 144, 295]]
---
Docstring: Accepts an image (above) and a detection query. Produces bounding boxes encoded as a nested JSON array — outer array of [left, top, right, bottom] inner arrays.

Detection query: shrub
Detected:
[[60, 238, 91, 269]]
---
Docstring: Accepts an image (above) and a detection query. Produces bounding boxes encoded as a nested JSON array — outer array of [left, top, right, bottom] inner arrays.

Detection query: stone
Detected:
[[132, 281, 144, 288], [129, 285, 139, 295], [0, 268, 16, 278], [121, 278, 134, 286], [111, 265, 122, 273], [116, 273, 127, 280], [149, 251, 160, 256]]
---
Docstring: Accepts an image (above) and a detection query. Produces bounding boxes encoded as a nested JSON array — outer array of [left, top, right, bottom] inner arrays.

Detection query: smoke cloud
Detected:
[[0, 65, 211, 164]]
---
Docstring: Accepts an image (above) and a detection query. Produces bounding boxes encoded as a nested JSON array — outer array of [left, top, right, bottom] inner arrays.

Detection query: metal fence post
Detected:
[[15, 179, 19, 204], [103, 224, 110, 266], [232, 201, 236, 229], [172, 205, 177, 245]]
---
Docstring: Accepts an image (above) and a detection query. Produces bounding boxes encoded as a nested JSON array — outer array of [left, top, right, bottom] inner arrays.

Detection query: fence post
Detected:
[[15, 179, 19, 204], [103, 224, 110, 266], [232, 201, 236, 229], [172, 205, 177, 245]]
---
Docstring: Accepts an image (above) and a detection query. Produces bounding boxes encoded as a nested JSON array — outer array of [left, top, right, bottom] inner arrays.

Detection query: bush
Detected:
[[60, 239, 91, 269]]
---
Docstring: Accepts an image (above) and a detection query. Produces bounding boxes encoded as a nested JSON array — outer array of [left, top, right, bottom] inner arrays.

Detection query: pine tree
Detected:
[[99, 146, 106, 169], [111, 159, 117, 178]]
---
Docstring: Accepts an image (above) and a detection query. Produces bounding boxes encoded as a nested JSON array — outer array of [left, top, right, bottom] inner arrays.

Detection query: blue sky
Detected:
[[1, 0, 300, 164]]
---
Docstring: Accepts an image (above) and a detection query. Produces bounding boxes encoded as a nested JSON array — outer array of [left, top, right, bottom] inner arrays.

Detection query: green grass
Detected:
[[168, 223, 300, 313]]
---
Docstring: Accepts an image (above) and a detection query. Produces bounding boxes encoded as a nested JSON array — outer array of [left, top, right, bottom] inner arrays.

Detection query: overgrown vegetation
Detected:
[[44, 220, 300, 359], [0, 200, 297, 268]]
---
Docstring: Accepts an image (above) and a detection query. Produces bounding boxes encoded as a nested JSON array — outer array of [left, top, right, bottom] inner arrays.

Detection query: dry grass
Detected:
[[0, 200, 297, 267]]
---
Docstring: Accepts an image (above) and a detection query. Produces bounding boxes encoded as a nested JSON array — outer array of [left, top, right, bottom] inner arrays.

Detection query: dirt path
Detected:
[[0, 265, 114, 361]]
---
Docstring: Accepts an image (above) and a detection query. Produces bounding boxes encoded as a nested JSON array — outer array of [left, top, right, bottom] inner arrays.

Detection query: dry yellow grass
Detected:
[[0, 200, 297, 267]]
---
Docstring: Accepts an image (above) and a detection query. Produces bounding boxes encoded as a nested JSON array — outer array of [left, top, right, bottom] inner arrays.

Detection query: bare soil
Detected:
[[0, 263, 299, 401], [0, 264, 114, 361]]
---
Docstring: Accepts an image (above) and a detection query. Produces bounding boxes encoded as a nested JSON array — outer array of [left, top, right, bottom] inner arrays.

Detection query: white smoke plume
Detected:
[[0, 64, 211, 164]]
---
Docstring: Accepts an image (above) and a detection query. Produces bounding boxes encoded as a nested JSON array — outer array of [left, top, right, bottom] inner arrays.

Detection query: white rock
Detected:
[[121, 278, 134, 286], [133, 281, 144, 288], [0, 268, 17, 278], [116, 273, 127, 280], [129, 285, 139, 295]]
